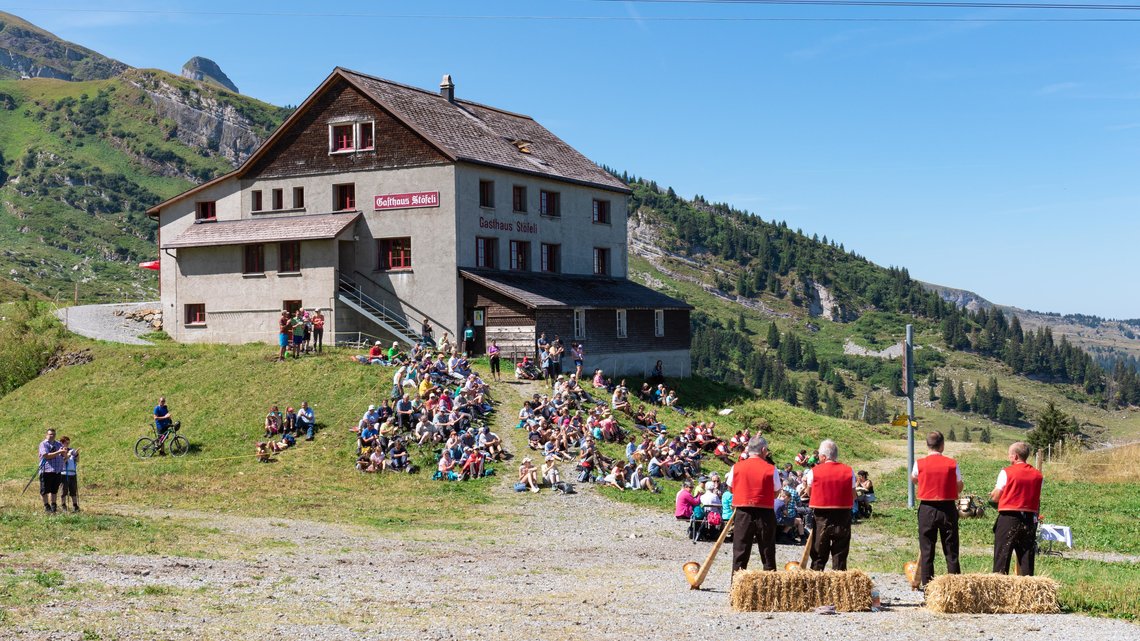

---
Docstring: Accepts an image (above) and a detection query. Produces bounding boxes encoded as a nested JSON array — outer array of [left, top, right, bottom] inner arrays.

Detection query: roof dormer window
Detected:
[[329, 121, 375, 154]]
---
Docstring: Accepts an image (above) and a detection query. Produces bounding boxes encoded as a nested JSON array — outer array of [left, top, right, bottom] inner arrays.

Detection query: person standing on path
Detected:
[[290, 310, 306, 359], [58, 436, 80, 512], [37, 429, 67, 513], [312, 310, 325, 353], [911, 431, 963, 588], [990, 441, 1044, 576], [803, 438, 855, 571], [728, 436, 782, 573], [277, 310, 290, 361], [487, 340, 501, 382]]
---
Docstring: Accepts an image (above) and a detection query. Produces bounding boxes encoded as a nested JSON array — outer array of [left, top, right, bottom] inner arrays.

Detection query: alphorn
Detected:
[[783, 527, 814, 571], [683, 512, 736, 590]]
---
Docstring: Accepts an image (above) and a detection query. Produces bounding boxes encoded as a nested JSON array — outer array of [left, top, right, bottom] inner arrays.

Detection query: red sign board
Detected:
[[373, 191, 440, 211]]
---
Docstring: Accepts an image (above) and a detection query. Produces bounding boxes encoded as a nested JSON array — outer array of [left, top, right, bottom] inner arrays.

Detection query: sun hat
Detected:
[[368, 404, 376, 411]]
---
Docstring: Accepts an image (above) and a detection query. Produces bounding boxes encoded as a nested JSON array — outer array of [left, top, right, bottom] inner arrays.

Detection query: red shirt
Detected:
[[808, 461, 855, 509], [917, 454, 960, 501], [997, 462, 1043, 514], [730, 457, 778, 508]]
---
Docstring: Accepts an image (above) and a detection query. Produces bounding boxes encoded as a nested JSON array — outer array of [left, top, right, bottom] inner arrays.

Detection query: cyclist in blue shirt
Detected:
[[154, 397, 173, 435]]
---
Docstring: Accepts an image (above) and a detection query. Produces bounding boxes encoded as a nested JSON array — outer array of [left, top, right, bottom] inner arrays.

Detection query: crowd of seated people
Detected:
[[256, 401, 317, 461], [348, 362, 501, 479]]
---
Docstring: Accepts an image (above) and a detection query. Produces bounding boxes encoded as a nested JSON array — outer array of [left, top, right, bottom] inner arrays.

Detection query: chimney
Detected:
[[440, 74, 455, 103]]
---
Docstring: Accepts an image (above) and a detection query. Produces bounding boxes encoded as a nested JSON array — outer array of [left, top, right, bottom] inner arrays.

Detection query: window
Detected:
[[475, 237, 497, 269], [540, 243, 560, 273], [185, 304, 206, 326], [540, 190, 560, 217], [592, 199, 610, 224], [243, 244, 264, 274], [573, 308, 586, 340], [479, 180, 495, 208], [251, 190, 263, 212], [378, 237, 412, 271], [512, 185, 527, 213], [509, 240, 530, 271], [195, 201, 216, 221], [654, 309, 665, 337], [283, 300, 302, 315], [593, 247, 609, 276], [279, 241, 301, 273], [293, 186, 305, 209], [358, 122, 374, 150], [331, 124, 354, 151], [334, 183, 356, 211], [616, 309, 627, 338], [272, 188, 284, 211]]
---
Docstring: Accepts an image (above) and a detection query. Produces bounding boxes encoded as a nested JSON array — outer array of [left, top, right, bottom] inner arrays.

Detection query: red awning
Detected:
[[139, 260, 160, 270]]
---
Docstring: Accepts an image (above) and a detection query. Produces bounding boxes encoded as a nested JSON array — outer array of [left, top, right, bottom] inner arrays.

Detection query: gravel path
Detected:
[[54, 301, 160, 345], [4, 384, 1138, 640]]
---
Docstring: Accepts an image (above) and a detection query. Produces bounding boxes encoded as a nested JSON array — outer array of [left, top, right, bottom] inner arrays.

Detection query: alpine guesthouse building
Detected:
[[148, 68, 692, 376]]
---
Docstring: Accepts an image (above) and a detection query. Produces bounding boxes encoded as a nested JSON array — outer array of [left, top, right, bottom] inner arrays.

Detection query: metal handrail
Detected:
[[351, 270, 443, 329], [337, 275, 419, 339], [333, 331, 388, 348]]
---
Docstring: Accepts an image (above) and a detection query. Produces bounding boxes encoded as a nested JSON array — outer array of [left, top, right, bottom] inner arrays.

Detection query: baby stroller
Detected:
[[516, 357, 542, 380]]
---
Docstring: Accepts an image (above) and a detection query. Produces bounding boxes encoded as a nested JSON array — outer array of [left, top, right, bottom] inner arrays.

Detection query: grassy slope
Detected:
[[0, 71, 289, 303], [0, 338, 499, 534]]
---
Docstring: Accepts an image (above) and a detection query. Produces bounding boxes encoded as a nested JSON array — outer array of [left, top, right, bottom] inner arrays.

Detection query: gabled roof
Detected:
[[161, 212, 359, 249], [148, 68, 628, 217], [460, 269, 692, 311]]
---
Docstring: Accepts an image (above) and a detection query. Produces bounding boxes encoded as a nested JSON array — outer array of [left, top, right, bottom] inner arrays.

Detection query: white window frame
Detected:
[[616, 309, 627, 338], [573, 308, 586, 340], [328, 120, 375, 154], [654, 309, 665, 337]]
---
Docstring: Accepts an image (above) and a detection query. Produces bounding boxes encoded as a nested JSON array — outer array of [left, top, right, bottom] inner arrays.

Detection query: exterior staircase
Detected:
[[337, 275, 421, 347]]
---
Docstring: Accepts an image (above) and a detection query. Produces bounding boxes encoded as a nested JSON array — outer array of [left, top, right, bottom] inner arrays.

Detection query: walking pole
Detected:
[[22, 458, 44, 494]]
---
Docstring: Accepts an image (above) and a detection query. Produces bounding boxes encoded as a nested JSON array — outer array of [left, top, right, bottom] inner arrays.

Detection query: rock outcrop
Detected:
[[181, 56, 239, 93]]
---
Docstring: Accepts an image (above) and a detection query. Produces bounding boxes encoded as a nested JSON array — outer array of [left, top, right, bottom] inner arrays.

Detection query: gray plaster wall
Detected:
[[589, 349, 691, 380], [454, 164, 628, 277], [170, 238, 339, 344]]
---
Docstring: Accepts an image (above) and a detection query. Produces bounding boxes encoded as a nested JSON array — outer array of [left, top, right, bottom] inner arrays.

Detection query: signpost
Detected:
[[905, 324, 916, 509]]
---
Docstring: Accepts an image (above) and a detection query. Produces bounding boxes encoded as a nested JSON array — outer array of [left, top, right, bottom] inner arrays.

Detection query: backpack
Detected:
[[691, 504, 706, 521], [707, 509, 723, 527]]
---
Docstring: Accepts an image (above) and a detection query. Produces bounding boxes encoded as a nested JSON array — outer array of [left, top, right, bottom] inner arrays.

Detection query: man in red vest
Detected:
[[911, 431, 963, 588], [803, 439, 855, 571], [990, 441, 1044, 576], [728, 436, 782, 573]]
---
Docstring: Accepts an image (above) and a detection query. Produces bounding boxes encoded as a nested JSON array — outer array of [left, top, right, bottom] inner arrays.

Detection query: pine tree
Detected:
[[961, 426, 972, 442], [737, 310, 748, 334], [928, 370, 939, 399], [997, 397, 1020, 425], [1028, 401, 1077, 451], [980, 425, 992, 443], [940, 379, 957, 410], [766, 322, 780, 349], [783, 380, 799, 406], [803, 379, 820, 412], [957, 381, 970, 412], [824, 391, 842, 417], [947, 428, 957, 441]]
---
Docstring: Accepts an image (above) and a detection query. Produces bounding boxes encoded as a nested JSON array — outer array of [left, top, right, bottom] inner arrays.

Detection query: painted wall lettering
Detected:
[[479, 216, 538, 234]]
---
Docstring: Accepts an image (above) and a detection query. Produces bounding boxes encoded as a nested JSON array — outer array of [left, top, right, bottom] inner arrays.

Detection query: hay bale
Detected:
[[924, 574, 1060, 614], [730, 569, 874, 612]]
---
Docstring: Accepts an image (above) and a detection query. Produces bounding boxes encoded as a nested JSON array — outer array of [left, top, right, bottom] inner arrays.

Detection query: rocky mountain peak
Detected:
[[181, 56, 239, 93], [0, 11, 129, 81]]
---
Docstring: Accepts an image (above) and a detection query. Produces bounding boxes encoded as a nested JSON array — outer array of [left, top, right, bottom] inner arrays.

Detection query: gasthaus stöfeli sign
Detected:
[[373, 191, 440, 211]]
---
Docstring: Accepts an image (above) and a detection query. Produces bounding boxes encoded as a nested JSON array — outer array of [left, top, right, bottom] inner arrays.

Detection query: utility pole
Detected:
[[905, 324, 916, 509]]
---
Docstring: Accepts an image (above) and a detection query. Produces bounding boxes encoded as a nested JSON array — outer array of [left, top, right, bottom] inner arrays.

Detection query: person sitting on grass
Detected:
[[358, 422, 380, 453], [461, 447, 485, 480], [664, 389, 687, 415], [264, 405, 283, 437], [628, 463, 659, 492], [437, 449, 458, 480], [478, 427, 503, 461], [774, 489, 806, 543], [541, 455, 561, 486], [592, 369, 605, 388], [256, 441, 272, 463], [611, 384, 633, 417], [602, 462, 626, 491], [270, 432, 297, 453], [518, 457, 540, 493], [387, 439, 410, 473], [297, 401, 316, 441], [283, 406, 297, 435]]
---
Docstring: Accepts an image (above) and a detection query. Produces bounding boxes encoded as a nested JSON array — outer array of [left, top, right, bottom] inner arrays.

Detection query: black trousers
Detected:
[[732, 507, 777, 573], [918, 501, 960, 586], [994, 511, 1037, 576], [60, 474, 79, 503], [809, 508, 852, 571]]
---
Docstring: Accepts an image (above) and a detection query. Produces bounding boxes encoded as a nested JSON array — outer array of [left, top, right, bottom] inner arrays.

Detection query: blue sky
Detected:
[[9, 1, 1140, 318]]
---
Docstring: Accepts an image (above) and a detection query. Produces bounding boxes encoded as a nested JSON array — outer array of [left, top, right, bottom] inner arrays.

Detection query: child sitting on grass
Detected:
[[256, 441, 272, 463]]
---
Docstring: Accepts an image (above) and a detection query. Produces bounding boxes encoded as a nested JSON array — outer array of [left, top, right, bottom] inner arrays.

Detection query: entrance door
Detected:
[[463, 307, 487, 357]]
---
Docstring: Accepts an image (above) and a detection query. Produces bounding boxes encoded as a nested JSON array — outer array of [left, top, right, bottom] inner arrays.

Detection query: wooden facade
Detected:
[[245, 79, 449, 180]]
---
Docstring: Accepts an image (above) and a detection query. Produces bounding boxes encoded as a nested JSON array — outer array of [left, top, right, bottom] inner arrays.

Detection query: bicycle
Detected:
[[135, 421, 189, 458]]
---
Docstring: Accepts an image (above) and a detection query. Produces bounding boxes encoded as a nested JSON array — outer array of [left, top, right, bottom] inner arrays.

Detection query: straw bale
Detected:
[[729, 569, 873, 612], [924, 574, 1060, 614]]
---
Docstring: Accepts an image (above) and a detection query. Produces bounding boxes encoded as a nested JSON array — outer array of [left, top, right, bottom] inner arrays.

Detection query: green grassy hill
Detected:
[[0, 70, 289, 303]]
